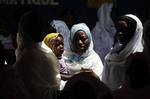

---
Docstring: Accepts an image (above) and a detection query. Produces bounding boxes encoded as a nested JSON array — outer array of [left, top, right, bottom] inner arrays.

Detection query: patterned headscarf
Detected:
[[43, 33, 60, 48], [51, 20, 70, 49]]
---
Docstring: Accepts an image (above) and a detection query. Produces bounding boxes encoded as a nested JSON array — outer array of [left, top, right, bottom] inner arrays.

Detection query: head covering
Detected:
[[43, 33, 60, 48], [63, 23, 103, 79], [102, 14, 143, 90], [92, 3, 116, 63], [50, 20, 70, 49], [69, 23, 93, 57], [108, 14, 143, 61]]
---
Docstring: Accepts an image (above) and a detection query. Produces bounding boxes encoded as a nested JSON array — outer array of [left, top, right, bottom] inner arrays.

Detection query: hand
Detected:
[[80, 67, 93, 73]]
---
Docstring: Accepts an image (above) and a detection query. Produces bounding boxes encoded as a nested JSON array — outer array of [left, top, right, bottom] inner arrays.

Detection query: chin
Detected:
[[57, 55, 62, 59], [78, 50, 85, 54]]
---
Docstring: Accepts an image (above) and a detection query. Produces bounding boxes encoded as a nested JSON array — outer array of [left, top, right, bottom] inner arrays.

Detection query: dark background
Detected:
[[0, 0, 149, 34]]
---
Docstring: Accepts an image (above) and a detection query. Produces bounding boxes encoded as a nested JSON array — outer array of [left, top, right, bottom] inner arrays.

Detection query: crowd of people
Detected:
[[0, 2, 150, 99]]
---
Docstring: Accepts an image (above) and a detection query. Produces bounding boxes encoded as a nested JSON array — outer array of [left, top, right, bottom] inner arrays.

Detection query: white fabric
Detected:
[[92, 3, 116, 63], [41, 41, 53, 54], [102, 14, 144, 90], [64, 23, 104, 79], [41, 41, 67, 90], [51, 20, 70, 49], [14, 43, 61, 99]]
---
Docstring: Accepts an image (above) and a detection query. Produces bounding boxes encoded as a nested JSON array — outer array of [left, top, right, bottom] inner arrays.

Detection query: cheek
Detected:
[[54, 47, 61, 53], [84, 39, 90, 46], [73, 41, 79, 47], [53, 48, 59, 55], [51, 47, 55, 53]]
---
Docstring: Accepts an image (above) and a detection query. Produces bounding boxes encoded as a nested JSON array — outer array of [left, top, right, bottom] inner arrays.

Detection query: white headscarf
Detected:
[[106, 14, 143, 62], [69, 23, 94, 58], [102, 14, 143, 90], [64, 23, 103, 79], [92, 3, 116, 63], [51, 20, 70, 49]]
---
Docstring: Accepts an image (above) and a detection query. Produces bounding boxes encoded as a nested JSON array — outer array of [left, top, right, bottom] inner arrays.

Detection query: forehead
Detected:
[[48, 35, 64, 43], [57, 35, 64, 41], [117, 16, 136, 26], [117, 20, 128, 28], [74, 30, 87, 37]]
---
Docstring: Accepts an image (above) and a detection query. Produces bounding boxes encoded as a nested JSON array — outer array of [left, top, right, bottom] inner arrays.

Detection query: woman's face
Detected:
[[72, 31, 90, 54], [115, 20, 135, 45], [51, 35, 64, 59]]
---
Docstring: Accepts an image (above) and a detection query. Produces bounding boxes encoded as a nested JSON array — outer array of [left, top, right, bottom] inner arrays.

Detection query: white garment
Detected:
[[14, 43, 61, 99], [102, 14, 143, 90], [41, 42, 67, 90], [64, 23, 104, 79], [92, 3, 116, 63], [51, 20, 70, 49]]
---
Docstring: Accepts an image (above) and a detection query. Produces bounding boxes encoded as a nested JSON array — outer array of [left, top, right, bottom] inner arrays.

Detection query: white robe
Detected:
[[92, 3, 116, 63], [14, 43, 61, 99], [102, 14, 143, 90]]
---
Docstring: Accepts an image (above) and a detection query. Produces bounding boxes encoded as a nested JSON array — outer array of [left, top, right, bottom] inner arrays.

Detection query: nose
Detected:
[[60, 44, 63, 48], [78, 40, 85, 47], [60, 44, 64, 50], [79, 40, 83, 44]]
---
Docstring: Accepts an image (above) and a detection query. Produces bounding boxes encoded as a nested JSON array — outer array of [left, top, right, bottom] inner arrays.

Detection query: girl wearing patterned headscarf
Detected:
[[63, 23, 104, 79], [43, 33, 68, 74], [50, 20, 70, 50]]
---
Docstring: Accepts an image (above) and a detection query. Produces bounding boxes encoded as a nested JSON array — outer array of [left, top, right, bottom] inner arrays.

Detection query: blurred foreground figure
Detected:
[[14, 11, 61, 99], [60, 72, 113, 99]]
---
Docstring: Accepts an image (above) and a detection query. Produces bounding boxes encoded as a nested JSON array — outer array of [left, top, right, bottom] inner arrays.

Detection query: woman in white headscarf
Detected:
[[63, 23, 103, 79], [50, 20, 70, 50], [92, 3, 116, 63], [102, 14, 143, 90]]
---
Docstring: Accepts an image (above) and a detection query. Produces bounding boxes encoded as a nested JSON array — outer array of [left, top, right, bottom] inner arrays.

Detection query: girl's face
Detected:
[[72, 31, 90, 54], [51, 35, 64, 59]]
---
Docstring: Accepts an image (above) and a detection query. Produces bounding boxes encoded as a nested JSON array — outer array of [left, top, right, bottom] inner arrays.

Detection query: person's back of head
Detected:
[[18, 10, 47, 43], [60, 72, 113, 99], [126, 52, 150, 89], [143, 19, 150, 54]]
